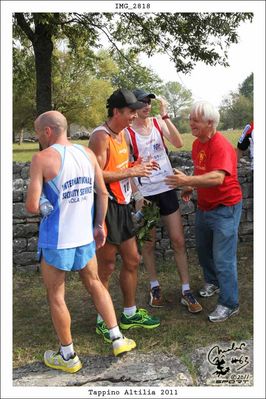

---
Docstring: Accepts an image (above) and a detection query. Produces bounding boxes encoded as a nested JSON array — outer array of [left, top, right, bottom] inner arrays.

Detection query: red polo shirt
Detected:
[[192, 132, 242, 211]]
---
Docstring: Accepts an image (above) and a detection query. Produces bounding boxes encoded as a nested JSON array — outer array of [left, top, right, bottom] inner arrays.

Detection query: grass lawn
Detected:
[[13, 243, 253, 371], [13, 130, 241, 162]]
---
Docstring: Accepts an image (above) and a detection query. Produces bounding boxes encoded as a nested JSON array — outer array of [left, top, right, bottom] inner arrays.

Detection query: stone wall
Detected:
[[13, 152, 253, 271]]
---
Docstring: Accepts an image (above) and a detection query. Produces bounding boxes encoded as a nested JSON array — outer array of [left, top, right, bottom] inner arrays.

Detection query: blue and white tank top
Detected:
[[38, 144, 95, 249]]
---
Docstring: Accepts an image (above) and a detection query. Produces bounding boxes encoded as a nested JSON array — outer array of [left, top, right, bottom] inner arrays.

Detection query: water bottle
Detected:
[[132, 209, 144, 224], [39, 194, 54, 217]]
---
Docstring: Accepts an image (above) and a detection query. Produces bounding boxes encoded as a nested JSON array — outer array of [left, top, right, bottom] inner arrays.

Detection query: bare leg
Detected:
[[79, 255, 118, 329], [118, 237, 140, 308], [96, 241, 117, 290], [41, 259, 72, 345], [161, 210, 190, 285], [141, 227, 158, 282]]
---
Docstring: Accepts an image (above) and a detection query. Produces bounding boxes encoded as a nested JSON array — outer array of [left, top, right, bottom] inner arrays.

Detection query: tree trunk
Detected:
[[15, 14, 54, 117], [19, 128, 24, 145], [32, 24, 53, 116]]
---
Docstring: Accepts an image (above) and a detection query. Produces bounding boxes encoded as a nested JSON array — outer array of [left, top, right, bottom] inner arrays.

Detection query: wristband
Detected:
[[162, 114, 170, 120], [133, 191, 144, 202]]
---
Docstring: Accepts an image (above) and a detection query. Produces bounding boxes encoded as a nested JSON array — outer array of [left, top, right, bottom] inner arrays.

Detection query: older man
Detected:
[[89, 89, 160, 343], [165, 101, 242, 322], [26, 110, 136, 373]]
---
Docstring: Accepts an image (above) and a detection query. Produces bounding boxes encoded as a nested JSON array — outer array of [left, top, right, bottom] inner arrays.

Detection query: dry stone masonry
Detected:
[[13, 152, 253, 271]]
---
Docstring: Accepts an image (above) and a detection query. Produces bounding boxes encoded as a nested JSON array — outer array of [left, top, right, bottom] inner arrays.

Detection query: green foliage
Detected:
[[13, 45, 36, 136], [52, 49, 116, 129], [13, 12, 253, 115], [12, 42, 164, 134], [135, 201, 161, 248], [219, 73, 253, 130], [111, 50, 163, 92], [172, 108, 191, 134], [112, 13, 253, 73], [239, 73, 253, 100], [162, 81, 193, 118]]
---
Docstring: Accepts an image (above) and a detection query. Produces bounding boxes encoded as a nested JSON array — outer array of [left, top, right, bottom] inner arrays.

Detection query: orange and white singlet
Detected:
[[91, 126, 132, 204]]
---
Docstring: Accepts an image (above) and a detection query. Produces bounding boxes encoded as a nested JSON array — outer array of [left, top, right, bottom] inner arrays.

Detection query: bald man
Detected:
[[26, 111, 136, 374]]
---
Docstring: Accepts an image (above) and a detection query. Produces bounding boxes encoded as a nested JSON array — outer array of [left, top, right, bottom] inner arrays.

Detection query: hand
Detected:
[[133, 156, 159, 170], [157, 96, 168, 116], [130, 159, 154, 177], [93, 225, 106, 249], [150, 159, 160, 170], [164, 169, 189, 188], [181, 187, 193, 202], [135, 197, 144, 211]]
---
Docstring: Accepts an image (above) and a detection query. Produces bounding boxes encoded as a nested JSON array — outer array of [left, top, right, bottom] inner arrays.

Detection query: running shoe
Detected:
[[149, 286, 164, 307], [96, 320, 111, 343], [112, 336, 136, 356], [119, 308, 160, 330], [43, 350, 82, 373], [181, 290, 203, 313], [199, 283, 220, 297], [208, 304, 239, 323]]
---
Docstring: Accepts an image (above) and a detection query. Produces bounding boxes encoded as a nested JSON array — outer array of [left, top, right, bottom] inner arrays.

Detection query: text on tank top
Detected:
[[126, 118, 174, 196], [38, 144, 95, 249]]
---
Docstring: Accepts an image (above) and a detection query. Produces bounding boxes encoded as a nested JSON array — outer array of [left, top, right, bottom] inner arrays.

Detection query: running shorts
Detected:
[[144, 189, 179, 216], [105, 199, 135, 245], [39, 241, 96, 271]]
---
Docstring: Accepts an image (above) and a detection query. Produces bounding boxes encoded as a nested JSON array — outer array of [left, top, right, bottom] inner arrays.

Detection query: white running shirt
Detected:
[[38, 144, 95, 249], [126, 118, 174, 196]]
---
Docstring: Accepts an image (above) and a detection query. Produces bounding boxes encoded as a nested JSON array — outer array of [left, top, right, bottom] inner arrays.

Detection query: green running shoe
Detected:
[[96, 320, 111, 343], [119, 308, 160, 330]]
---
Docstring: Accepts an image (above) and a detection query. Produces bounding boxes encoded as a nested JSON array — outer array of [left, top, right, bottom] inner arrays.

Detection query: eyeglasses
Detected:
[[140, 98, 151, 105]]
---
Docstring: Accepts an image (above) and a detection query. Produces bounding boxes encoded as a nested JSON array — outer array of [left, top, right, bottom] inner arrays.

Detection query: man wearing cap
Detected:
[[89, 88, 160, 343], [125, 88, 202, 314]]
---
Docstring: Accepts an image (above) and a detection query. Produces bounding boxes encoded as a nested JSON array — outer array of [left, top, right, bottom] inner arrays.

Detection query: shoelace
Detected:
[[152, 287, 161, 299], [183, 291, 196, 304], [137, 308, 151, 320], [98, 321, 109, 333]]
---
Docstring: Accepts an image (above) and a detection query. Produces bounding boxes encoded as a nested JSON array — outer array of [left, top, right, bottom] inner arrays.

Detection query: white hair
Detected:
[[190, 101, 220, 129]]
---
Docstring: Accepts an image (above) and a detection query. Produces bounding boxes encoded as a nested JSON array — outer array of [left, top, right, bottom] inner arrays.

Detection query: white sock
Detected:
[[109, 325, 123, 341], [123, 305, 137, 317], [150, 280, 160, 289], [60, 342, 74, 360], [182, 283, 190, 294], [97, 314, 104, 323]]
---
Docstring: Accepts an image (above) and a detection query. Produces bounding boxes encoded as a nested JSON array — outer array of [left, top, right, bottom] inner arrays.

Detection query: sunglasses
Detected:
[[139, 98, 151, 105]]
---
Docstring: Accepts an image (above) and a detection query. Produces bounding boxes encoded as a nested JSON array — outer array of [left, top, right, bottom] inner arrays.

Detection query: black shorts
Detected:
[[105, 200, 135, 245], [144, 189, 179, 216]]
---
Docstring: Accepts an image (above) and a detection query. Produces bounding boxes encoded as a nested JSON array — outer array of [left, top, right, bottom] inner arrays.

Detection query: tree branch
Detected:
[[72, 13, 144, 76], [15, 13, 35, 43]]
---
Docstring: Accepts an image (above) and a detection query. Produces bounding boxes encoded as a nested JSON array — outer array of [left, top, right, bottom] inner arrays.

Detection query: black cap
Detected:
[[106, 88, 146, 110], [133, 88, 156, 100]]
